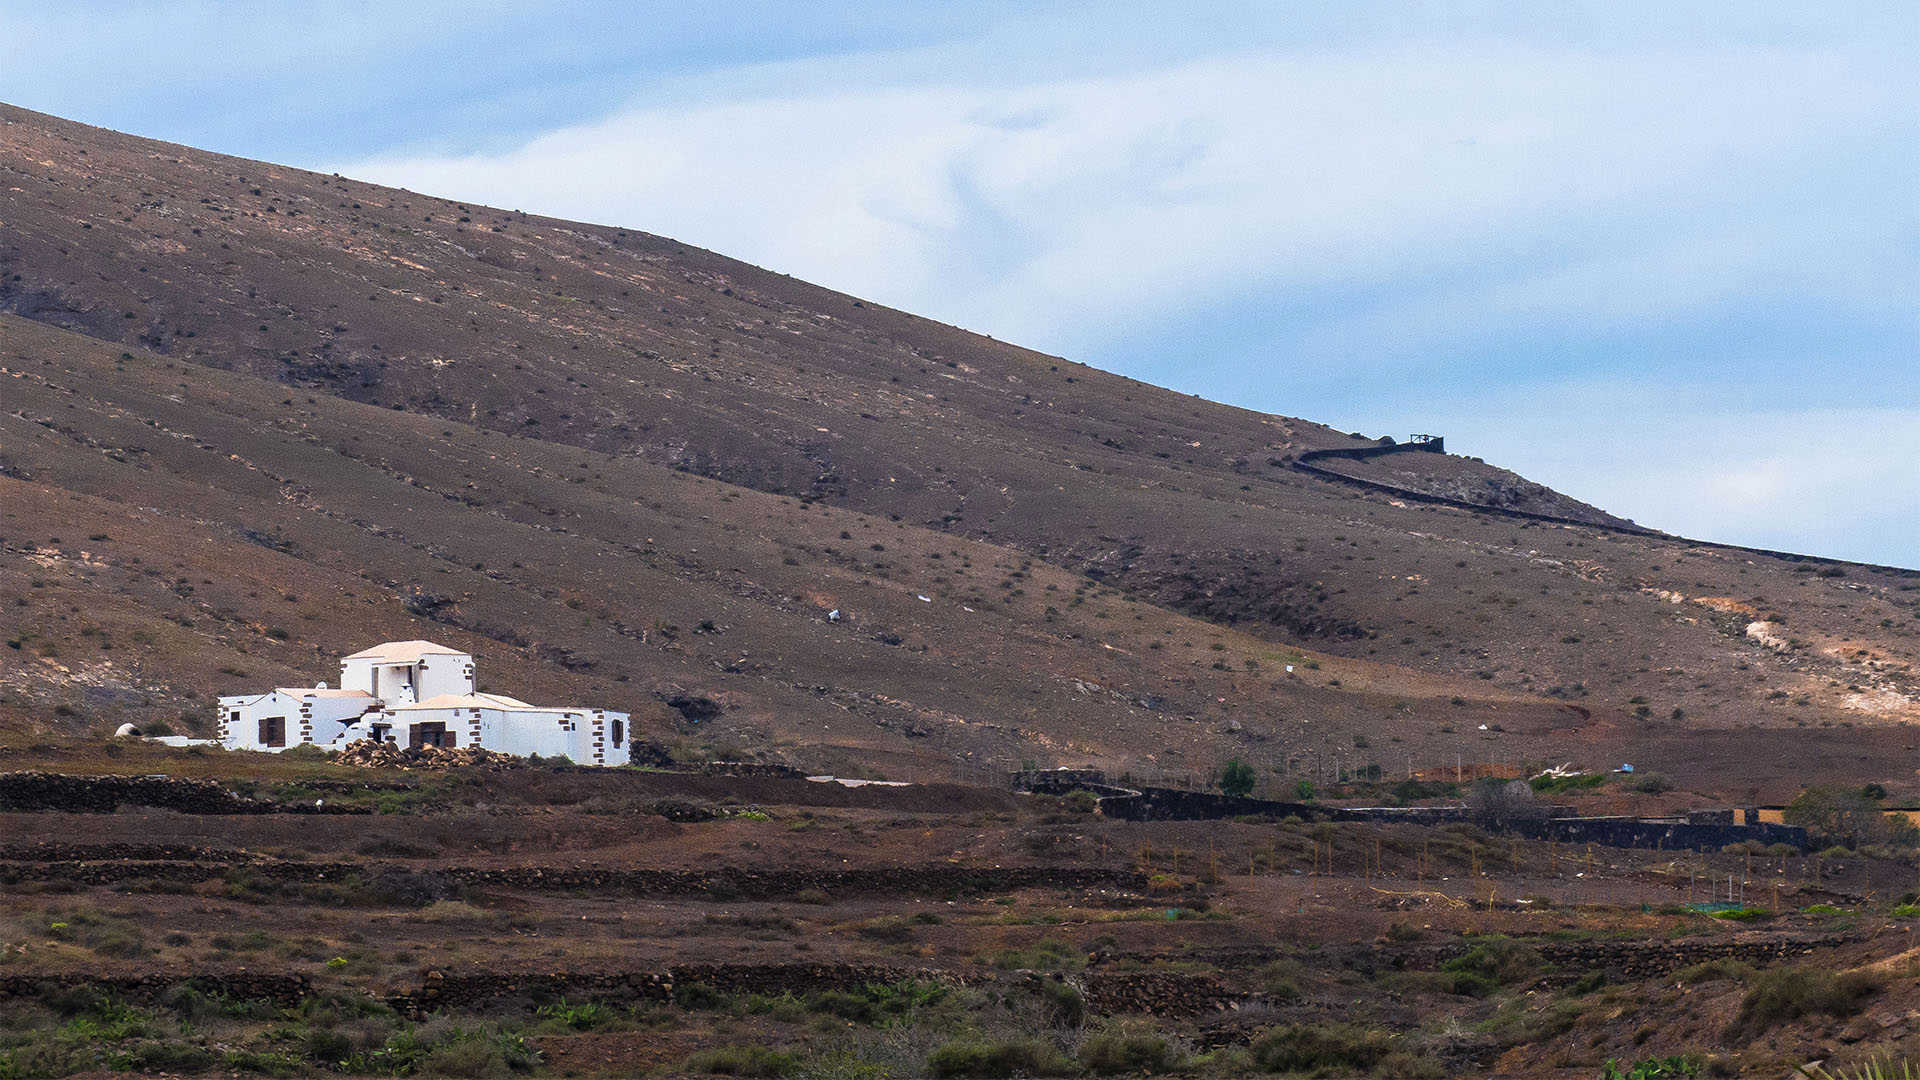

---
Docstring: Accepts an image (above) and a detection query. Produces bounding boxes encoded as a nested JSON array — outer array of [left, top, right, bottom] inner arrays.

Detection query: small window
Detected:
[[610, 719, 624, 747], [409, 722, 449, 749], [258, 716, 286, 748]]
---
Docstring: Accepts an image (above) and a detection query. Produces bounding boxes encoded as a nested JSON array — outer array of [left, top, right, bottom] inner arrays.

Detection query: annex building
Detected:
[[218, 640, 631, 765]]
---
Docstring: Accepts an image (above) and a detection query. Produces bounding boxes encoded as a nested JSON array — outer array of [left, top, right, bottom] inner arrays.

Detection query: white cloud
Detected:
[[334, 39, 1903, 358], [1406, 393, 1920, 566], [328, 25, 1914, 565]]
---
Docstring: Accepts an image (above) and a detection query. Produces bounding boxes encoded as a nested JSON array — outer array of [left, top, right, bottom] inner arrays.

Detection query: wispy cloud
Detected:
[[335, 38, 1907, 360]]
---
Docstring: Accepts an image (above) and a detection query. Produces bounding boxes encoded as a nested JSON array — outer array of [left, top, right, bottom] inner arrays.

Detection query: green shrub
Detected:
[[1378, 969, 1497, 998], [1730, 966, 1881, 1039], [1061, 790, 1099, 813], [1249, 1024, 1393, 1073], [414, 1031, 539, 1078], [86, 924, 150, 958], [1622, 771, 1673, 794], [535, 999, 613, 1031], [1218, 758, 1256, 798], [1708, 907, 1770, 921], [985, 937, 1084, 971], [126, 1040, 216, 1072], [1033, 977, 1084, 1027], [674, 982, 728, 1010], [683, 1044, 803, 1078], [794, 980, 944, 1022], [1569, 970, 1609, 996], [1602, 1056, 1701, 1079], [1080, 1020, 1180, 1074], [1258, 958, 1304, 1001], [1530, 773, 1606, 795], [1441, 938, 1544, 985], [927, 1038, 1073, 1078], [306, 1027, 354, 1064], [1675, 959, 1755, 985], [1376, 1049, 1448, 1079]]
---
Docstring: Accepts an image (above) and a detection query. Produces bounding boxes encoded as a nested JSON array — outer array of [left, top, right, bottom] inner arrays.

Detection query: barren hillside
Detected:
[[2, 102, 1917, 800]]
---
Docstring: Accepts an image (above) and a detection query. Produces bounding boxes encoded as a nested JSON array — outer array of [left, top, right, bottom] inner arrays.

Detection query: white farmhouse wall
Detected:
[[414, 654, 474, 700], [219, 689, 372, 750], [218, 640, 626, 765], [338, 657, 379, 697]]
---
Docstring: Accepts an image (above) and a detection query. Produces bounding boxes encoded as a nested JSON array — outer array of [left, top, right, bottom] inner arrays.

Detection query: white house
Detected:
[[218, 640, 631, 766]]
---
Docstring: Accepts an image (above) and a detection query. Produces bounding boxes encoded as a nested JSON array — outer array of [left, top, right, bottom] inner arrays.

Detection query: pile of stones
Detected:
[[333, 741, 521, 771]]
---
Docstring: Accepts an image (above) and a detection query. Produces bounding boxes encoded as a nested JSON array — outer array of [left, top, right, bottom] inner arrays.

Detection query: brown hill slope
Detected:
[[2, 103, 1918, 799], [2, 313, 1573, 787]]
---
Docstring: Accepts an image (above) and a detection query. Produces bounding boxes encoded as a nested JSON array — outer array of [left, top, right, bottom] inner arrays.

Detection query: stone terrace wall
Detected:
[[0, 772, 366, 814], [1009, 769, 1139, 798], [1091, 784, 1807, 852], [391, 964, 1235, 1020], [0, 851, 1149, 900], [1508, 816, 1808, 853], [0, 964, 1242, 1022], [0, 972, 312, 1008]]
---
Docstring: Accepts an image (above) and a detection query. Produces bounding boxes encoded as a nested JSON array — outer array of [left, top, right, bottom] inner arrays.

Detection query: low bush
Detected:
[[1258, 958, 1304, 1000], [1442, 938, 1545, 985], [1603, 1056, 1702, 1079], [412, 900, 491, 923], [1376, 1049, 1449, 1079], [1079, 1020, 1181, 1074], [1675, 959, 1755, 986], [1033, 977, 1085, 1027], [534, 999, 614, 1031], [1249, 1023, 1394, 1073], [927, 1038, 1074, 1078], [1477, 995, 1586, 1046], [799, 980, 946, 1025], [674, 982, 728, 1010], [1569, 970, 1609, 996], [1530, 773, 1606, 795], [985, 937, 1084, 971], [683, 1044, 804, 1078], [1730, 966, 1881, 1039], [1377, 969, 1497, 998], [1622, 771, 1673, 794]]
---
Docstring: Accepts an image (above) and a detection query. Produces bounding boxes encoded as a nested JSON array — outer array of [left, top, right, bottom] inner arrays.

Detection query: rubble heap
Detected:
[[333, 741, 523, 771]]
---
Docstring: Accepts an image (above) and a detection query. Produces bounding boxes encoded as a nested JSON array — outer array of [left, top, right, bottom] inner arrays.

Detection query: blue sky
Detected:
[[3, 2, 1915, 566]]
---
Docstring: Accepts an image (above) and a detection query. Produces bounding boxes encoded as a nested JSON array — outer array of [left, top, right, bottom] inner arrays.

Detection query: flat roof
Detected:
[[397, 692, 541, 712]]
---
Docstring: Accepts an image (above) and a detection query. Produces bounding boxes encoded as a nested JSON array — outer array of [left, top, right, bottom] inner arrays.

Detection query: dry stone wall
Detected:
[[0, 772, 364, 814], [0, 849, 1148, 900]]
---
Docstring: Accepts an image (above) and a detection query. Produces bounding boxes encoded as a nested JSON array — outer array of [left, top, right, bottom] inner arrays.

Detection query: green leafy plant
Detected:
[[1602, 1056, 1700, 1079], [1218, 758, 1256, 798]]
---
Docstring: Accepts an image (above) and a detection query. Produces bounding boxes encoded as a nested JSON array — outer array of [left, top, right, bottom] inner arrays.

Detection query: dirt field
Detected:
[[4, 755, 1920, 1078]]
